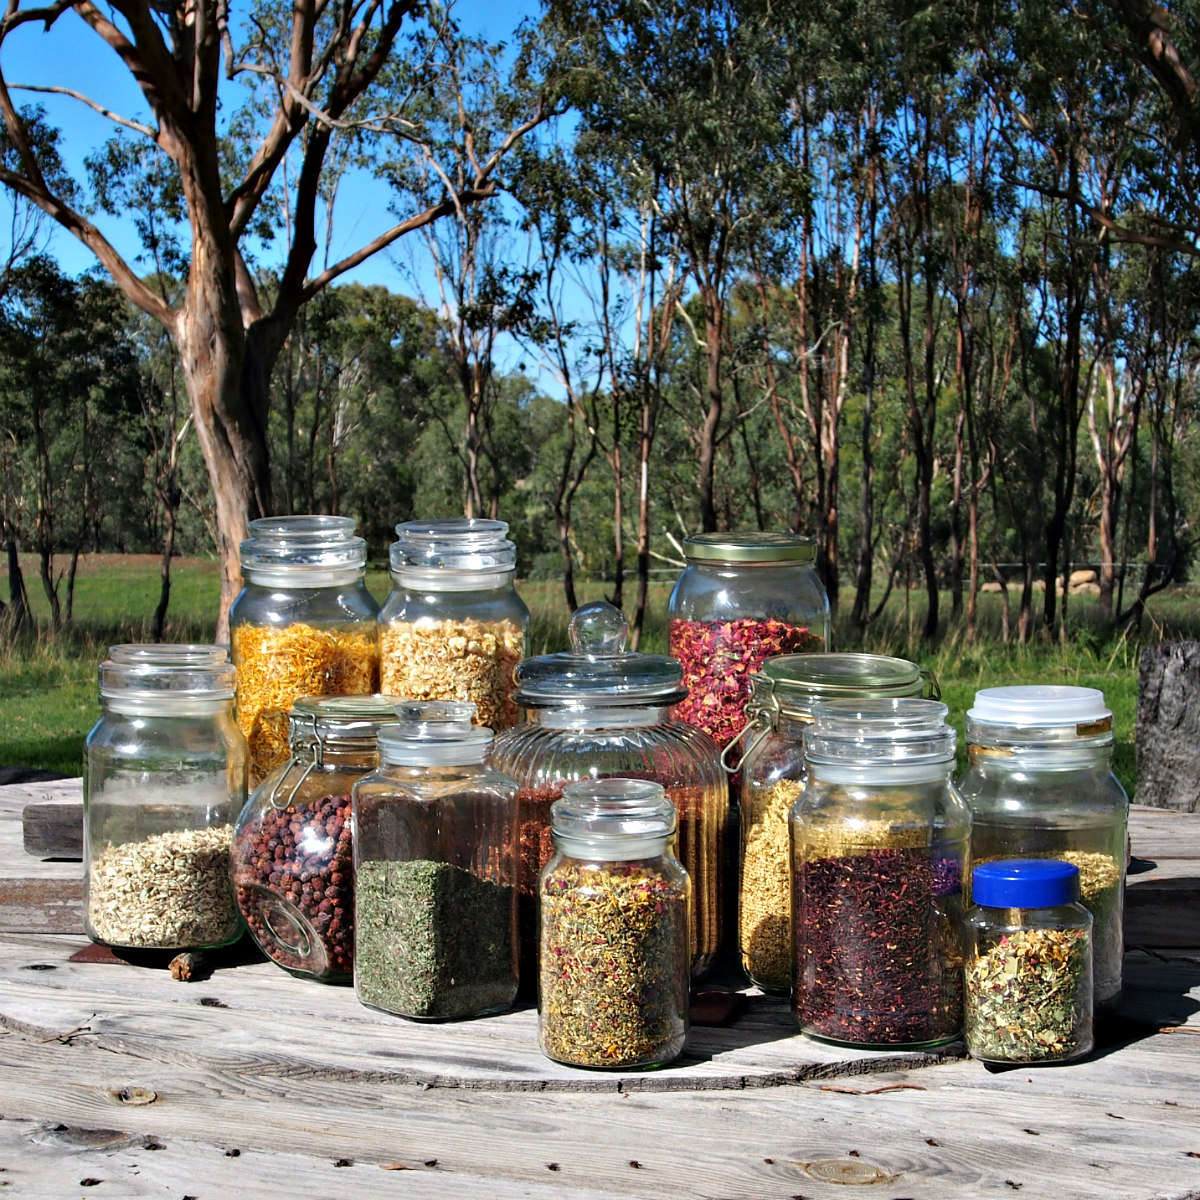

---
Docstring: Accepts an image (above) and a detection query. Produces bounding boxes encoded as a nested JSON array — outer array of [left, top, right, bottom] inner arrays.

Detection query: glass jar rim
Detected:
[[240, 514, 367, 573], [99, 644, 236, 700], [551, 778, 677, 841], [805, 697, 956, 765], [682, 530, 815, 564], [376, 699, 494, 764], [288, 694, 404, 746], [751, 652, 927, 718], [390, 517, 517, 575]]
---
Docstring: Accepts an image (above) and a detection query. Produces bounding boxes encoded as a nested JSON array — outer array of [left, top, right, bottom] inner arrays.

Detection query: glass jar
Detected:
[[790, 698, 969, 1048], [490, 601, 726, 985], [539, 779, 690, 1069], [964, 860, 1093, 1064], [84, 645, 245, 952], [231, 694, 398, 982], [378, 519, 529, 732], [230, 515, 380, 787], [353, 701, 519, 1020], [668, 532, 830, 754], [737, 653, 930, 993], [957, 685, 1128, 1007]]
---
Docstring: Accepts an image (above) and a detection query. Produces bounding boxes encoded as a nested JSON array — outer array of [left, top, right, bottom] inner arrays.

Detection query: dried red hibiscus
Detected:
[[669, 618, 823, 752]]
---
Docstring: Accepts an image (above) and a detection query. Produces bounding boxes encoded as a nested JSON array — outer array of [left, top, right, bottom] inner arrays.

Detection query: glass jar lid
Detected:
[[551, 778, 677, 858], [99, 644, 236, 702], [376, 700, 493, 765], [805, 698, 957, 766], [752, 652, 927, 720], [240, 515, 367, 580], [972, 859, 1082, 909], [682, 531, 815, 564], [513, 602, 685, 708], [390, 518, 516, 589], [967, 685, 1113, 744], [288, 694, 402, 749]]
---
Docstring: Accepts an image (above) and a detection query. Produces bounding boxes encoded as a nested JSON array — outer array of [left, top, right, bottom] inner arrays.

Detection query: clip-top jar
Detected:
[[490, 601, 726, 984], [231, 694, 398, 982], [378, 518, 529, 732], [539, 779, 690, 1069], [230, 515, 380, 787], [790, 698, 969, 1047], [737, 653, 930, 992], [85, 645, 245, 952], [668, 532, 830, 754], [352, 701, 519, 1020], [964, 860, 1093, 1064], [956, 685, 1128, 1006]]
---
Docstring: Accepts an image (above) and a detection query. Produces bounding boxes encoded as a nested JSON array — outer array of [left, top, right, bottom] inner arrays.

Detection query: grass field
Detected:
[[3, 551, 1196, 794]]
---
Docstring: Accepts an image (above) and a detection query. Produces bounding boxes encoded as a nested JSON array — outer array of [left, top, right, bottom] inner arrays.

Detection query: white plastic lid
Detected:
[[968, 685, 1111, 728], [376, 700, 493, 765]]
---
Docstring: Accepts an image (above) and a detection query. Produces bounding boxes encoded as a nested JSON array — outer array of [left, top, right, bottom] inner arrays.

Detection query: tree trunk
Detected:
[[697, 288, 723, 533], [152, 496, 179, 642], [5, 538, 28, 628]]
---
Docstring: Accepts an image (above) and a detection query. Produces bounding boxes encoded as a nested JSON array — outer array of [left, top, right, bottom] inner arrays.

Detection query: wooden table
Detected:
[[1, 783, 1198, 1198]]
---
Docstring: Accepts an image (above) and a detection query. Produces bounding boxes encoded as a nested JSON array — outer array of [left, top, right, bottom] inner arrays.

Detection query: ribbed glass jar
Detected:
[[230, 515, 380, 787], [490, 602, 726, 985], [538, 779, 690, 1070], [737, 653, 929, 992], [231, 694, 398, 982], [667, 532, 830, 755], [353, 701, 519, 1020], [964, 859, 1093, 1065], [790, 699, 969, 1048], [957, 685, 1128, 1007], [378, 519, 529, 732], [85, 645, 245, 952]]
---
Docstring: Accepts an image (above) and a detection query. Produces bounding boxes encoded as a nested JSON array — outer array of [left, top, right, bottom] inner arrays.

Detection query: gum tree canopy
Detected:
[[0, 0, 549, 634]]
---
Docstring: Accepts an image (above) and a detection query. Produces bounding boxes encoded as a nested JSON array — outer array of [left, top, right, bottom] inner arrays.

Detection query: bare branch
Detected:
[[10, 82, 157, 138], [0, 0, 72, 34]]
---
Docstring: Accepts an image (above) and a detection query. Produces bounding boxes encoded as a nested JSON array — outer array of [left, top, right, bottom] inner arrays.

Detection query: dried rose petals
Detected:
[[669, 618, 824, 753]]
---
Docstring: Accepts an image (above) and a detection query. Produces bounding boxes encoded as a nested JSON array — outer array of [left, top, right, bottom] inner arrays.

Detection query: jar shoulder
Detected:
[[378, 584, 530, 627], [231, 579, 379, 627], [668, 563, 830, 624]]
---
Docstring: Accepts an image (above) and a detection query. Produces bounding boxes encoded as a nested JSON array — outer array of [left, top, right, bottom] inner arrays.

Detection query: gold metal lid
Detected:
[[682, 531, 816, 564]]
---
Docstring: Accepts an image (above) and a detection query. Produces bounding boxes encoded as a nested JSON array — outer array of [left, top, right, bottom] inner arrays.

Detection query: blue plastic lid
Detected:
[[972, 859, 1081, 908]]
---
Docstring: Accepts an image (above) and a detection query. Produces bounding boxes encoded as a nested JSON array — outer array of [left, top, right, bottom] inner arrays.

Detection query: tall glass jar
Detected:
[[957, 685, 1128, 1007], [231, 694, 398, 982], [353, 701, 519, 1020], [84, 645, 245, 952], [490, 602, 726, 985], [668, 532, 830, 754], [964, 860, 1093, 1065], [230, 515, 380, 787], [378, 519, 529, 732], [790, 698, 969, 1048], [737, 653, 930, 993], [539, 779, 690, 1070]]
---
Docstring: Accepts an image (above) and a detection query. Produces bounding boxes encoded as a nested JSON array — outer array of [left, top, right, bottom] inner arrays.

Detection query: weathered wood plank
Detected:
[[21, 795, 82, 859]]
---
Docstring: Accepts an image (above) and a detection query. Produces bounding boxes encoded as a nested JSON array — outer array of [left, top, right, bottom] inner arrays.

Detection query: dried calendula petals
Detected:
[[232, 622, 379, 786], [379, 618, 524, 731]]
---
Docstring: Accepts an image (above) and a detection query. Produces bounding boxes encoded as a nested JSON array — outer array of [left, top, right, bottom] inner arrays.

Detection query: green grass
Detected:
[[3, 552, 1194, 793]]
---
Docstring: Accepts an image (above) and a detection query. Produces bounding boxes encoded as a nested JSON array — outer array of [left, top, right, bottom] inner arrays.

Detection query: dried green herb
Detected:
[[355, 859, 515, 1019], [540, 861, 688, 1068], [965, 927, 1091, 1062]]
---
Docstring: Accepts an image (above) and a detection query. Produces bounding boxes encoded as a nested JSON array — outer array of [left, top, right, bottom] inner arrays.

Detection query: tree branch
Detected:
[[1111, 0, 1200, 141], [9, 83, 157, 137]]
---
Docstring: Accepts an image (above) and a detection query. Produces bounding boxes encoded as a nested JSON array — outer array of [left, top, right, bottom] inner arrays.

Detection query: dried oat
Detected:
[[379, 618, 523, 731], [232, 622, 379, 786], [86, 824, 240, 949]]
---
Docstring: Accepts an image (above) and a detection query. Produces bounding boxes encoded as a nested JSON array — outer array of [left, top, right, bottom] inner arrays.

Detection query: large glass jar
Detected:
[[957, 685, 1128, 1007], [84, 645, 245, 952], [230, 515, 380, 787], [353, 701, 519, 1020], [490, 602, 726, 985], [790, 698, 969, 1048], [964, 860, 1093, 1065], [539, 779, 690, 1070], [378, 519, 529, 732], [737, 653, 930, 993], [668, 532, 830, 754], [231, 694, 398, 982]]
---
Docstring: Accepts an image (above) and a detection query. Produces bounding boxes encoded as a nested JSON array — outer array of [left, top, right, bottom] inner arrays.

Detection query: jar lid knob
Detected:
[[568, 601, 628, 658]]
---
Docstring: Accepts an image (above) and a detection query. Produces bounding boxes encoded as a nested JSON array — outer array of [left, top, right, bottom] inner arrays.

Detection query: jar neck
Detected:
[[526, 705, 669, 731], [806, 758, 956, 786], [242, 567, 365, 589], [967, 742, 1112, 770], [102, 696, 235, 718], [552, 832, 673, 861], [390, 567, 515, 594]]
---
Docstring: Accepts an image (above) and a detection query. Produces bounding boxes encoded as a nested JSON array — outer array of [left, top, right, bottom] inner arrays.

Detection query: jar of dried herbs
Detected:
[[667, 533, 829, 755], [378, 519, 529, 733], [790, 698, 969, 1048], [231, 694, 399, 983], [539, 778, 690, 1070], [85, 645, 246, 952], [353, 701, 519, 1020], [737, 653, 931, 994], [230, 516, 380, 788], [964, 859, 1093, 1064], [490, 601, 726, 988], [957, 686, 1128, 1007]]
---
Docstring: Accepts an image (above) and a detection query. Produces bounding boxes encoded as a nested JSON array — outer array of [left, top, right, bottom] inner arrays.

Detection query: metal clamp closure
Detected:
[[920, 667, 942, 701], [266, 710, 325, 810], [720, 674, 776, 775]]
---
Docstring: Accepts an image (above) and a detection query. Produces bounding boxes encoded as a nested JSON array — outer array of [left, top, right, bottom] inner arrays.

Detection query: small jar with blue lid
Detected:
[[964, 860, 1093, 1064]]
